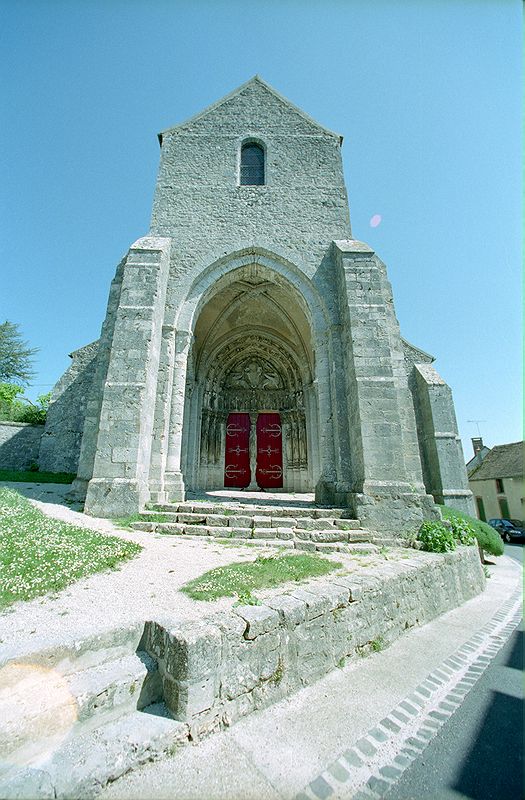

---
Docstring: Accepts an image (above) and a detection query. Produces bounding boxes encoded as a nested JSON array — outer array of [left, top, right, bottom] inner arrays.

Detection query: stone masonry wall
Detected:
[[39, 342, 99, 475], [150, 79, 351, 329], [0, 422, 44, 470], [410, 363, 474, 515], [144, 546, 484, 739]]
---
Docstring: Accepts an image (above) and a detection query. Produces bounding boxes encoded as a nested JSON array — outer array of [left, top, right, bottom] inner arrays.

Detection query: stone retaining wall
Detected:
[[144, 546, 485, 739], [0, 422, 44, 470]]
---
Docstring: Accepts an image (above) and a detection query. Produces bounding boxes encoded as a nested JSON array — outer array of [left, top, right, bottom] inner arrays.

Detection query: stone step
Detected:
[[0, 622, 146, 675], [150, 502, 357, 521], [0, 704, 188, 800], [67, 651, 162, 723], [139, 509, 362, 531], [132, 520, 373, 545], [0, 651, 163, 767]]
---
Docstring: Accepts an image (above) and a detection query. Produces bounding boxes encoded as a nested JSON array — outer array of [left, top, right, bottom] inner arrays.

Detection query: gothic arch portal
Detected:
[[176, 256, 328, 493]]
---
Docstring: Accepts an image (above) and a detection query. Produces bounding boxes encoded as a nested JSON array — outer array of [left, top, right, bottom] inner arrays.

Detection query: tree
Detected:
[[0, 321, 38, 384]]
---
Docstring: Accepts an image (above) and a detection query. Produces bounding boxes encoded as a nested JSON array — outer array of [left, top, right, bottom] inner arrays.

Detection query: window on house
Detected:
[[495, 478, 504, 494], [240, 142, 264, 185]]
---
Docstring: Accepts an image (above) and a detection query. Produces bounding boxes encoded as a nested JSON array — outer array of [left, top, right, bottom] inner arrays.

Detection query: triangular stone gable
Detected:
[[159, 76, 342, 142]]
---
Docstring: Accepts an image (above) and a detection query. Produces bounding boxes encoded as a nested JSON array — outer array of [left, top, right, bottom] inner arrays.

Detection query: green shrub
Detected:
[[0, 383, 51, 425], [440, 506, 504, 557], [417, 520, 456, 553], [445, 514, 476, 546]]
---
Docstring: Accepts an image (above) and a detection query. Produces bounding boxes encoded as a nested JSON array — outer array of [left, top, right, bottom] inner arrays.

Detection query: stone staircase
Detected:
[[130, 500, 390, 553], [0, 629, 189, 799]]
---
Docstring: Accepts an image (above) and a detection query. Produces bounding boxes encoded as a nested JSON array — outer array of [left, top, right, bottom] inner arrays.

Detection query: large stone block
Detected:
[[163, 623, 222, 681]]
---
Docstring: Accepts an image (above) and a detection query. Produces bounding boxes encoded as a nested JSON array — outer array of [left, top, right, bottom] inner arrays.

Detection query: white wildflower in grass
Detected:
[[181, 552, 342, 602], [0, 488, 141, 609]]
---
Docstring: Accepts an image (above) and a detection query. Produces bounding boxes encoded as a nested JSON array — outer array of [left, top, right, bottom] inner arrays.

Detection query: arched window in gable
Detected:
[[240, 142, 265, 185]]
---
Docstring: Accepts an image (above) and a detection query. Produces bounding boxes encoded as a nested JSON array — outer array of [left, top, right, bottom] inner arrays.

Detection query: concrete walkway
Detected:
[[100, 553, 522, 800]]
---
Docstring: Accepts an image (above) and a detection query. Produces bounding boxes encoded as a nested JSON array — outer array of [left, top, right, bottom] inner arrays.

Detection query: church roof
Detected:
[[158, 75, 343, 144], [469, 441, 524, 480]]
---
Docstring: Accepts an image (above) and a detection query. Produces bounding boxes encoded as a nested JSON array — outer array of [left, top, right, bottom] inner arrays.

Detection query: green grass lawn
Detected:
[[0, 469, 75, 484], [181, 552, 342, 603], [0, 487, 142, 609]]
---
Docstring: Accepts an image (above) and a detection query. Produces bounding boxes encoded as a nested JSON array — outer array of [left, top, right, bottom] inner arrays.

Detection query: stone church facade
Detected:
[[39, 77, 473, 532]]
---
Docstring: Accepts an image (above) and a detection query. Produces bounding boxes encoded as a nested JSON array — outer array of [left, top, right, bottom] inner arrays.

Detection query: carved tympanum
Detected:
[[227, 358, 282, 390]]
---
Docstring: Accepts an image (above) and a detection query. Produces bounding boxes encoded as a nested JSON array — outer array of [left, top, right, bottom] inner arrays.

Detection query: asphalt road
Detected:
[[385, 542, 523, 800], [504, 541, 524, 564]]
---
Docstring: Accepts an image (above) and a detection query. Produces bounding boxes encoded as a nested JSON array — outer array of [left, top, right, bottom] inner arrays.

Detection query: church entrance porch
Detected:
[[224, 412, 283, 489], [180, 262, 319, 495]]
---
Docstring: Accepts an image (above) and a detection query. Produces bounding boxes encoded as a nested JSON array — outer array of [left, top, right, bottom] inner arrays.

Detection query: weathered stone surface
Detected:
[[131, 521, 155, 532], [204, 514, 229, 527], [298, 518, 337, 531], [266, 594, 307, 627], [229, 527, 252, 538], [252, 516, 272, 528], [0, 767, 55, 799], [275, 527, 294, 539], [294, 540, 317, 552], [289, 588, 332, 620], [162, 622, 223, 680], [271, 516, 298, 527], [228, 515, 253, 528], [181, 525, 211, 536], [310, 529, 348, 542], [233, 605, 280, 639], [252, 527, 275, 539], [178, 513, 206, 525], [155, 522, 184, 535], [0, 422, 43, 471], [306, 583, 350, 610]]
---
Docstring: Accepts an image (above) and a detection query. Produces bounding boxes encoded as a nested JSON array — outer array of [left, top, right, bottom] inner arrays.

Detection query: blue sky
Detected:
[[1, 0, 521, 460]]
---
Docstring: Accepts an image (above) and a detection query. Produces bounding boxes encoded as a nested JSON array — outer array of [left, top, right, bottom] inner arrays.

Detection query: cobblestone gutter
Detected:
[[143, 546, 485, 740]]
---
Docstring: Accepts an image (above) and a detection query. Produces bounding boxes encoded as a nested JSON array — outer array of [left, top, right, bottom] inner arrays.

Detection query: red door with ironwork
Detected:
[[256, 413, 283, 489], [224, 413, 251, 488]]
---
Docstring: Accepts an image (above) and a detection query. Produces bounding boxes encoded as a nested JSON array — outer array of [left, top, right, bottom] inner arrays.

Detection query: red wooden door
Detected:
[[256, 413, 283, 489], [224, 413, 251, 488]]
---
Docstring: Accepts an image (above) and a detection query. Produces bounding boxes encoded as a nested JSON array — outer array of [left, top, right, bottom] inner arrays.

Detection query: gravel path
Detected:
[[0, 484, 270, 663], [0, 482, 407, 666]]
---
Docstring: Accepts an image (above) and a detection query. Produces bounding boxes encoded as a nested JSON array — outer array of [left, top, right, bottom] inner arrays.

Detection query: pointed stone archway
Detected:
[[178, 261, 320, 493]]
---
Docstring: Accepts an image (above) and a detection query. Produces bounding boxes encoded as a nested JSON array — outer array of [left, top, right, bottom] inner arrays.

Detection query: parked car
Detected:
[[488, 518, 525, 543]]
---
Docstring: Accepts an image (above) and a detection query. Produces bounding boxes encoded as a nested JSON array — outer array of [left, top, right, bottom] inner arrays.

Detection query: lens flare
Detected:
[[0, 662, 78, 767], [369, 214, 382, 228]]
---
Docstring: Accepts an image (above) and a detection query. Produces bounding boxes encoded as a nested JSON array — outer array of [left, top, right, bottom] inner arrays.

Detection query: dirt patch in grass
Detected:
[[181, 552, 342, 602], [0, 487, 142, 609]]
